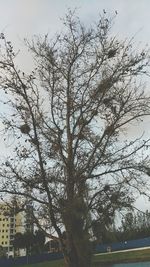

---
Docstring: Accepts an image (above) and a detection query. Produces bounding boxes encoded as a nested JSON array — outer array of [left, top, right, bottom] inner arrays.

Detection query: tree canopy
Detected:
[[0, 11, 150, 267]]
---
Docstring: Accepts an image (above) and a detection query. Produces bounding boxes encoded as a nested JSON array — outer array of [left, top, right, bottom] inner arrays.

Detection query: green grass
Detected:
[[93, 248, 150, 264], [15, 248, 150, 267]]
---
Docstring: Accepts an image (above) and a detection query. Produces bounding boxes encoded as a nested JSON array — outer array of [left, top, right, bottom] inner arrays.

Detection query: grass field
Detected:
[[94, 248, 150, 264], [16, 248, 150, 267]]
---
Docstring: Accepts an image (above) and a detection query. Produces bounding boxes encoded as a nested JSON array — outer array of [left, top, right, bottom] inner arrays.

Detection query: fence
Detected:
[[95, 236, 150, 253], [0, 252, 63, 267]]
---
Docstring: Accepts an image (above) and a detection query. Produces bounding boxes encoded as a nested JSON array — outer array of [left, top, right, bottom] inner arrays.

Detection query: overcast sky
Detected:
[[0, 0, 149, 81], [0, 0, 150, 210], [0, 0, 150, 43], [0, 0, 149, 71]]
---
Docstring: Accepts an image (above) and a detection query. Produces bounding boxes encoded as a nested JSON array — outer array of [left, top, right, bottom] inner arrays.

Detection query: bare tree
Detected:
[[0, 11, 150, 267]]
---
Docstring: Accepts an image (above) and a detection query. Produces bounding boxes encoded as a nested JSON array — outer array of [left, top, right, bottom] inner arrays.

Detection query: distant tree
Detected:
[[117, 212, 137, 240], [24, 232, 35, 255], [0, 246, 7, 258], [116, 210, 150, 241], [122, 212, 136, 231], [13, 232, 35, 255], [0, 10, 150, 267], [91, 220, 117, 244], [13, 233, 25, 250], [34, 230, 46, 253]]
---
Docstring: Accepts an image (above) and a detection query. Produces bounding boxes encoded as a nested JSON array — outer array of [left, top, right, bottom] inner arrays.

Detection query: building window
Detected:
[[2, 230, 4, 232], [2, 224, 4, 227], [2, 236, 4, 239], [5, 241, 7, 245], [2, 242, 3, 245]]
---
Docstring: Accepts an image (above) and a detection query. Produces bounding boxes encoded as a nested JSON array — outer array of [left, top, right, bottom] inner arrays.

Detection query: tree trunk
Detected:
[[63, 244, 92, 267], [61, 196, 92, 266], [62, 226, 92, 267]]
